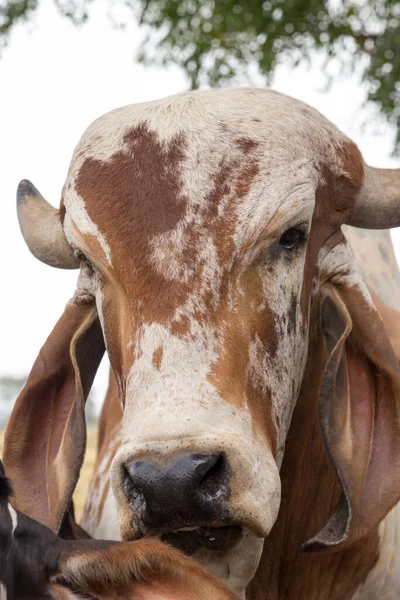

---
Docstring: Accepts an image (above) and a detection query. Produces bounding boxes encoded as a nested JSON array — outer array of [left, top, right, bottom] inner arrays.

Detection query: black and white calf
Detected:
[[0, 461, 236, 600]]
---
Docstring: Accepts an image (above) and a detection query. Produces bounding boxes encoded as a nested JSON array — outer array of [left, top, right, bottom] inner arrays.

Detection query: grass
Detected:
[[0, 427, 98, 522]]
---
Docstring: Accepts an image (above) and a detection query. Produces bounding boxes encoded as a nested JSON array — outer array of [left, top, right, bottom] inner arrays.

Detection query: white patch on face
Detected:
[[126, 322, 220, 438], [69, 87, 347, 164]]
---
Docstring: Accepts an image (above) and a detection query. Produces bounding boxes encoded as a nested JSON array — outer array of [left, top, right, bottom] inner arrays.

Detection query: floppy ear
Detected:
[[2, 298, 105, 533], [303, 247, 400, 551], [51, 539, 238, 600]]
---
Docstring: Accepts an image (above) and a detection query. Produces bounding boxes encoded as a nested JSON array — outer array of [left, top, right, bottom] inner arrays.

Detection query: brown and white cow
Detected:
[[4, 88, 400, 599]]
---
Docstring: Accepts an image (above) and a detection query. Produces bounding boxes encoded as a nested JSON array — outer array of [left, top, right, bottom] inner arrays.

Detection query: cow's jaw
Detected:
[[192, 532, 264, 598]]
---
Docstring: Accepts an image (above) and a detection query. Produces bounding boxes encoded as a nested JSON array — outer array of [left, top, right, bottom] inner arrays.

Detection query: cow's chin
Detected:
[[124, 525, 263, 598], [191, 530, 264, 599]]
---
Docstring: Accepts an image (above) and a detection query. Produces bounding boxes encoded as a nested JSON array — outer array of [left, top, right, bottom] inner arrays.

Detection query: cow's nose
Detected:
[[123, 452, 229, 533]]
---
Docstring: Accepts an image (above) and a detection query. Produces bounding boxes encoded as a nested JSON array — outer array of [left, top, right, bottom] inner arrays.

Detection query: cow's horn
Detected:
[[16, 180, 79, 269], [346, 166, 400, 229]]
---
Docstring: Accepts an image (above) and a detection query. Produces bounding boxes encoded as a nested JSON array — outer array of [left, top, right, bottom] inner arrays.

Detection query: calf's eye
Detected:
[[279, 228, 306, 251]]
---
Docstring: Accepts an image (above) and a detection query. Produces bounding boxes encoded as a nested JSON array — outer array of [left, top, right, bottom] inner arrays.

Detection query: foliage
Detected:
[[1, 0, 400, 150], [1, 0, 37, 41]]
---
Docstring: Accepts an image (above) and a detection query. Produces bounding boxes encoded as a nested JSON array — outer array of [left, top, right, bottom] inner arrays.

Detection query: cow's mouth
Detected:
[[161, 525, 242, 555]]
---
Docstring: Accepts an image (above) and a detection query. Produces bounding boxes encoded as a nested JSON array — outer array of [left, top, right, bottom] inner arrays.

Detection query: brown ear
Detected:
[[51, 539, 238, 599], [303, 282, 400, 551], [2, 299, 105, 533]]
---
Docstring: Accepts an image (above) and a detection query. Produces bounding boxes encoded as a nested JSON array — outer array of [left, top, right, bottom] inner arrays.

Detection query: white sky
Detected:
[[1, 0, 399, 402]]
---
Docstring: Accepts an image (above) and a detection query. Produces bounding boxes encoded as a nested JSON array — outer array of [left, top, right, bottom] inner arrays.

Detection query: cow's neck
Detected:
[[246, 326, 380, 600]]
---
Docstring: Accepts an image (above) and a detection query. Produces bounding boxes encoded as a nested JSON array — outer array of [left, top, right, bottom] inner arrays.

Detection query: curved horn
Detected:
[[16, 180, 79, 269], [347, 166, 400, 229]]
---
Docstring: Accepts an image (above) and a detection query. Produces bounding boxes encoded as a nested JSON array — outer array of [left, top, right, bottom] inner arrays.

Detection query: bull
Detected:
[[4, 88, 400, 599]]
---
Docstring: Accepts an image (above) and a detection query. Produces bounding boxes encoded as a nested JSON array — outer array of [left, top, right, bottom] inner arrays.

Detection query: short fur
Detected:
[[5, 88, 400, 599]]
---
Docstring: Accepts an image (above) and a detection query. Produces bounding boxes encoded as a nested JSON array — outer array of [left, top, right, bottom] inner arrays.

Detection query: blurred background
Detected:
[[1, 0, 400, 427]]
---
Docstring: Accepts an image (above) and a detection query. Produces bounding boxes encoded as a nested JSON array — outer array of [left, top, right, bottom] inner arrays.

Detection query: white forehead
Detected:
[[71, 87, 346, 166]]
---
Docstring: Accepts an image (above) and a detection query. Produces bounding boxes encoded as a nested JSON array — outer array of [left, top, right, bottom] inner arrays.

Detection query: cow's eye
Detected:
[[75, 250, 94, 274], [279, 228, 306, 251]]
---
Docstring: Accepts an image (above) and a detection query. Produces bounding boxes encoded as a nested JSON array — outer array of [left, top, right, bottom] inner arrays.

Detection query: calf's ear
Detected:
[[2, 299, 105, 533], [51, 539, 238, 600], [303, 271, 400, 551]]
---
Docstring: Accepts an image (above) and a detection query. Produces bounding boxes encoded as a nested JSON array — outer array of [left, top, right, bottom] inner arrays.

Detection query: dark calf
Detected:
[[0, 461, 236, 600]]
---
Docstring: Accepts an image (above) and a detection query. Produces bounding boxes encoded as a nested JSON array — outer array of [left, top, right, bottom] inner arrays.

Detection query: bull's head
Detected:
[[4, 89, 400, 596]]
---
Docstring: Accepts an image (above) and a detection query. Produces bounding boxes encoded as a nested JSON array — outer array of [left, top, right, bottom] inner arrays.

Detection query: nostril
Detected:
[[123, 465, 147, 519], [198, 453, 228, 500], [199, 453, 224, 484], [124, 466, 133, 496]]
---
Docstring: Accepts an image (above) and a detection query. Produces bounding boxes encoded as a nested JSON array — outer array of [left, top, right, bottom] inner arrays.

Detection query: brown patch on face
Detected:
[[191, 150, 258, 276], [236, 163, 260, 199], [208, 267, 278, 453], [152, 346, 163, 370], [199, 140, 260, 276], [246, 347, 276, 451], [170, 315, 191, 336], [203, 160, 237, 266], [76, 123, 189, 325], [236, 137, 259, 154]]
